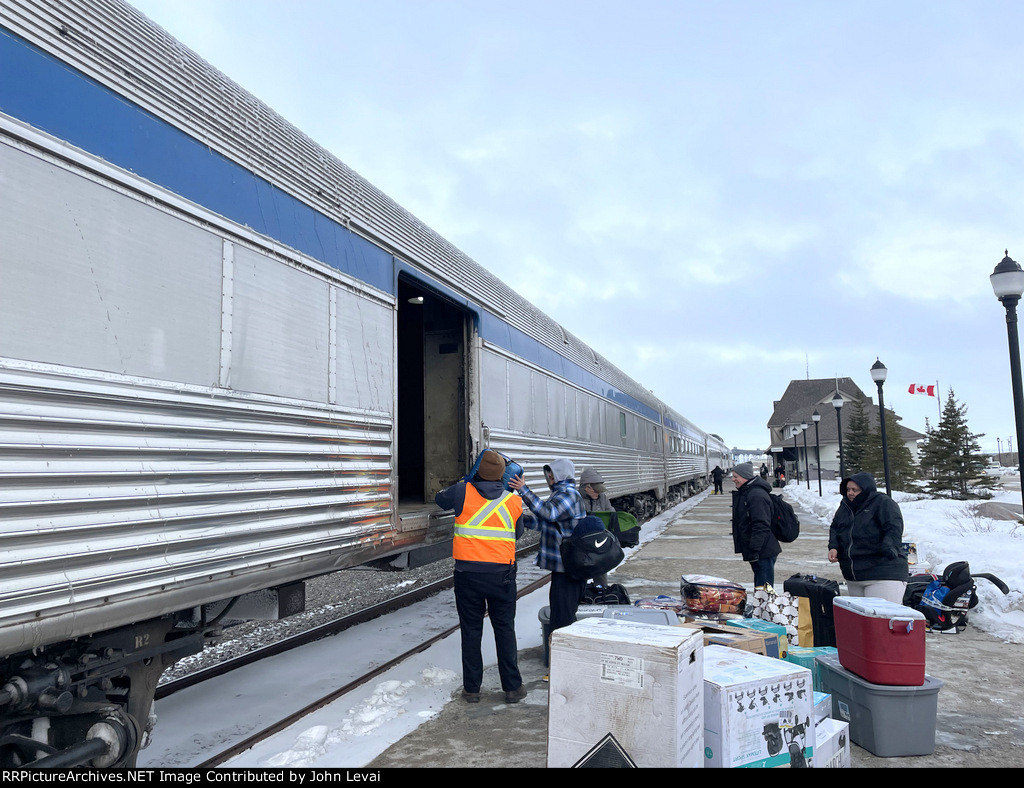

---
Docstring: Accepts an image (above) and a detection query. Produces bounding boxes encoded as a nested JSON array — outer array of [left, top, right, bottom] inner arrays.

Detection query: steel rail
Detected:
[[156, 544, 540, 700], [196, 573, 552, 768]]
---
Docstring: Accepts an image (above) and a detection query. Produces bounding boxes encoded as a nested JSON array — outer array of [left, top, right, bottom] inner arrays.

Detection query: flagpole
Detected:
[[936, 380, 942, 421]]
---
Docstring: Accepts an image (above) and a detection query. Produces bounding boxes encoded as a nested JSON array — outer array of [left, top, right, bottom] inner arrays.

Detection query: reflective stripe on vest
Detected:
[[453, 485, 521, 564]]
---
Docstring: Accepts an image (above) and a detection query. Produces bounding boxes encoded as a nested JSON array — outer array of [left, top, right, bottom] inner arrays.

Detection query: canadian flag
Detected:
[[909, 384, 936, 396]]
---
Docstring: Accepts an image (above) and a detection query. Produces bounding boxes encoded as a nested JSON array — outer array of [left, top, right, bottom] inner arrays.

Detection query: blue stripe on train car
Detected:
[[0, 27, 395, 294], [476, 312, 661, 423], [0, 25, 663, 428]]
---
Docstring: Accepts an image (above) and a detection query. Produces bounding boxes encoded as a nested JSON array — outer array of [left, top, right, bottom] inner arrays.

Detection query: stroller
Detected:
[[903, 560, 1009, 632]]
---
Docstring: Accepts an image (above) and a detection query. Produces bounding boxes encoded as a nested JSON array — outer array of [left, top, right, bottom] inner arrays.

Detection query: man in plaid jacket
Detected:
[[508, 458, 587, 633]]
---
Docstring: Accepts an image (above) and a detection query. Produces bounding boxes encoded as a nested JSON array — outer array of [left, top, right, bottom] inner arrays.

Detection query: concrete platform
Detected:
[[367, 482, 1024, 769]]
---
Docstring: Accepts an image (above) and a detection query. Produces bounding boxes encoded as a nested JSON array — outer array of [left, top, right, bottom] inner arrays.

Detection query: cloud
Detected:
[[847, 225, 1011, 303]]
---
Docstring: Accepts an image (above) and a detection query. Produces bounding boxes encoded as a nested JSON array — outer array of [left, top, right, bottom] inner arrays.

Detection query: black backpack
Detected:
[[768, 494, 800, 543], [560, 521, 625, 580]]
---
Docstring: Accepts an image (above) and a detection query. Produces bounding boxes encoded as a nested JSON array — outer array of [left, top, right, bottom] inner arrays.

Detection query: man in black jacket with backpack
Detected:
[[731, 462, 781, 587]]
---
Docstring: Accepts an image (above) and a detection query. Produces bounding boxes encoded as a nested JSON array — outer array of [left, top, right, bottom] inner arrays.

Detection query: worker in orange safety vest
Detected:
[[435, 450, 526, 705]]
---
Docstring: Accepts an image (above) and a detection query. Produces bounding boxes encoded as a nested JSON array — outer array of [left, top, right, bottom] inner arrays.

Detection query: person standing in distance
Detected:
[[731, 462, 781, 587], [711, 465, 725, 495], [828, 472, 908, 604], [435, 450, 526, 704]]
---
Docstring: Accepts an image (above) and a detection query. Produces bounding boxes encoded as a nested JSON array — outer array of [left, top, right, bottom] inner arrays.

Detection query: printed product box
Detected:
[[547, 617, 705, 768], [785, 645, 839, 692], [813, 691, 831, 723], [724, 617, 789, 656], [680, 620, 778, 657], [703, 645, 815, 768], [811, 718, 851, 768]]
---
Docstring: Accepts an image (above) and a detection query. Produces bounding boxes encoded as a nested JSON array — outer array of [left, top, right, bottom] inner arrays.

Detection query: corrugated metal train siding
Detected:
[[0, 362, 394, 653], [489, 430, 705, 500], [0, 0, 661, 415]]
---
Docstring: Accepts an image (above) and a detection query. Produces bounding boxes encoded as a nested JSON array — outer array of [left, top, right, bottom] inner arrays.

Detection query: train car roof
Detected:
[[1, 0, 700, 427]]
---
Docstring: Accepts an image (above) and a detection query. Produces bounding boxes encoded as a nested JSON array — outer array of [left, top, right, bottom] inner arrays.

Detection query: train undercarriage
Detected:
[[611, 477, 709, 521], [0, 616, 205, 768]]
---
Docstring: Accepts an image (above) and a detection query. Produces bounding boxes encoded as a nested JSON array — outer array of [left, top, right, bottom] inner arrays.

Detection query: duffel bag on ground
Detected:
[[580, 581, 631, 605], [680, 574, 747, 615], [783, 573, 840, 647]]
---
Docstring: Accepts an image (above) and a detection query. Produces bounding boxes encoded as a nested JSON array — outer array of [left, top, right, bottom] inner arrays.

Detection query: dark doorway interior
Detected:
[[396, 277, 467, 503]]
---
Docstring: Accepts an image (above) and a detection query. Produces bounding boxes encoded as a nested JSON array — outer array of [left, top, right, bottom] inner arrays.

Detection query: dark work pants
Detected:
[[751, 555, 777, 588], [549, 571, 586, 632], [454, 566, 522, 693], [714, 480, 723, 493]]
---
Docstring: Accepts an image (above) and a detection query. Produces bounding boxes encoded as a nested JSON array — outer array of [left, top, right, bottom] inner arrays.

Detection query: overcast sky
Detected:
[[128, 0, 1024, 454]]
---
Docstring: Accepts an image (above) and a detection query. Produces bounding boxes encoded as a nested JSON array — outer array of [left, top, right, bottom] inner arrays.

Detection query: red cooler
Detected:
[[833, 597, 926, 686]]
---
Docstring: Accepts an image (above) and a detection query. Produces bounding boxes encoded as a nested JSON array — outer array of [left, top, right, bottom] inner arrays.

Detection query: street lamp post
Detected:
[[812, 409, 822, 496], [870, 358, 892, 497], [990, 250, 1024, 514], [801, 420, 810, 489], [791, 426, 800, 484], [833, 391, 844, 481]]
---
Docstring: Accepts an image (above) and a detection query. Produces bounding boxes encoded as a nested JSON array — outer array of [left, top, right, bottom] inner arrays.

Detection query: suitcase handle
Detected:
[[888, 617, 916, 634]]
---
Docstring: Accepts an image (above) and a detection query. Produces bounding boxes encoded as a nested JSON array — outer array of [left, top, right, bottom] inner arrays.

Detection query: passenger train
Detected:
[[0, 0, 729, 767]]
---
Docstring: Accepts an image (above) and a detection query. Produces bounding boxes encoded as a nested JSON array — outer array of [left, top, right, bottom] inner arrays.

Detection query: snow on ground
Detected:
[[220, 479, 1022, 768], [220, 492, 711, 769]]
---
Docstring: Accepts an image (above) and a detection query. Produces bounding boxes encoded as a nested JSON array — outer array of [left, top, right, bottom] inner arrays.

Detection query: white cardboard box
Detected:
[[812, 718, 851, 768], [547, 617, 704, 768], [703, 644, 815, 768], [813, 691, 831, 723]]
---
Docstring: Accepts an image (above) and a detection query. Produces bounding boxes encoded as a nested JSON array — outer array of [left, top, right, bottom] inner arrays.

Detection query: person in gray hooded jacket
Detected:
[[828, 471, 908, 603], [508, 458, 587, 633]]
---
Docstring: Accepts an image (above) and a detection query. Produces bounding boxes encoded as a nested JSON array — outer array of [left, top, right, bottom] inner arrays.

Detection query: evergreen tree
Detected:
[[862, 407, 919, 490], [843, 398, 871, 475], [919, 389, 987, 499]]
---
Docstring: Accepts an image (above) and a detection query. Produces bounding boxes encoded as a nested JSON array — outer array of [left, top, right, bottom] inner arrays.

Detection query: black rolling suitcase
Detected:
[[783, 573, 840, 647]]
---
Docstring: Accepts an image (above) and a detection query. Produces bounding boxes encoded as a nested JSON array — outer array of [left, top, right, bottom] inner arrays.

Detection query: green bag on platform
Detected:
[[591, 510, 640, 548]]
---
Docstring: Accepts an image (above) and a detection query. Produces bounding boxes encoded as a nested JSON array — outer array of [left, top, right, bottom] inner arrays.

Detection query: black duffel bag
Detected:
[[560, 516, 624, 580]]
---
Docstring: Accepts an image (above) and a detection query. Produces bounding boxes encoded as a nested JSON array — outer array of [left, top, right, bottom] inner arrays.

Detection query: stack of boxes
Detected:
[[546, 618, 704, 768], [546, 599, 852, 768], [545, 588, 944, 765]]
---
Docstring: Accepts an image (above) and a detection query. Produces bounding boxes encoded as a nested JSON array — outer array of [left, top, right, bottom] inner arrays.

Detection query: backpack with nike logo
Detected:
[[560, 515, 625, 580]]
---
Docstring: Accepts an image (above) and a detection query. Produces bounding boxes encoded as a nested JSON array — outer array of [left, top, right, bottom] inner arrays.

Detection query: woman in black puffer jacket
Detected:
[[828, 472, 908, 603]]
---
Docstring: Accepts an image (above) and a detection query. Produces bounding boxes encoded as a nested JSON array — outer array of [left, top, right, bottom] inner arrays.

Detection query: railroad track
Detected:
[[157, 544, 542, 701], [196, 571, 551, 767]]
